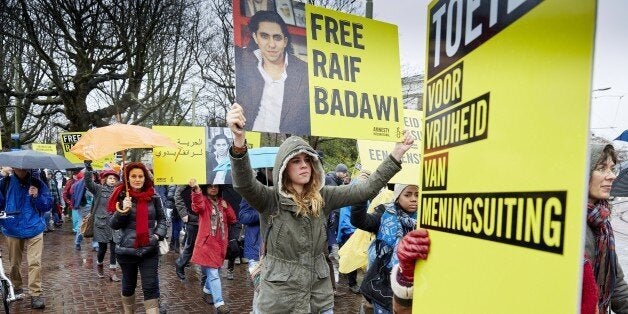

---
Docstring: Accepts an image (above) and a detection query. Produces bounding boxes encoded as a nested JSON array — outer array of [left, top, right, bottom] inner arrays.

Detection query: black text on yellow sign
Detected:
[[421, 191, 566, 254], [422, 152, 448, 191], [426, 62, 463, 117], [309, 12, 400, 126], [427, 0, 543, 77], [368, 148, 420, 165], [61, 133, 82, 152], [424, 92, 489, 154]]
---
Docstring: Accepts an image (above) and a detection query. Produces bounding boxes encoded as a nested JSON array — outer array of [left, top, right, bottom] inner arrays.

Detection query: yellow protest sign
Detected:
[[32, 143, 57, 155], [414, 1, 596, 313], [357, 110, 421, 184], [152, 126, 205, 185], [307, 5, 403, 141], [232, 0, 403, 140], [245, 131, 261, 148], [60, 132, 114, 170]]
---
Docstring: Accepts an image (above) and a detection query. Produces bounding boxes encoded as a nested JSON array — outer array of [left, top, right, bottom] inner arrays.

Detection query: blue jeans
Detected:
[[52, 209, 62, 225], [43, 211, 51, 229], [171, 217, 183, 244], [74, 208, 84, 245], [373, 301, 391, 314], [75, 232, 83, 246], [71, 209, 81, 233], [201, 267, 224, 307]]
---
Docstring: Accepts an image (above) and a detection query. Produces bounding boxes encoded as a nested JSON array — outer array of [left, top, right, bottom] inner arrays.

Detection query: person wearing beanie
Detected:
[[84, 162, 122, 281], [325, 163, 349, 186], [108, 162, 167, 314], [70, 169, 93, 251], [226, 103, 414, 313], [349, 183, 419, 312], [584, 141, 628, 313]]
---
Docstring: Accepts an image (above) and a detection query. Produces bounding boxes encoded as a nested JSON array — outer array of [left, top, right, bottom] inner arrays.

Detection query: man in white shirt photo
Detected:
[[235, 10, 310, 135]]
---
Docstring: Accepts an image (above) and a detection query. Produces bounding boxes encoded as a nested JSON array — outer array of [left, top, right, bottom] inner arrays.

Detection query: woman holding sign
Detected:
[[226, 103, 413, 313], [585, 141, 628, 313]]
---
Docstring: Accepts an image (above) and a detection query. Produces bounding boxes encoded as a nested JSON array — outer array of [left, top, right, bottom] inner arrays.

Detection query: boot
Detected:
[[96, 263, 105, 278], [144, 298, 159, 314], [109, 268, 121, 282], [121, 294, 135, 314]]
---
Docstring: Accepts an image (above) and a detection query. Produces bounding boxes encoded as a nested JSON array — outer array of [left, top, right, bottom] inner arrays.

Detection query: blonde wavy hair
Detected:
[[281, 156, 325, 217]]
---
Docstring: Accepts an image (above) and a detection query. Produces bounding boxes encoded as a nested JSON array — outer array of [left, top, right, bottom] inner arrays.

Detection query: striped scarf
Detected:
[[587, 200, 616, 312]]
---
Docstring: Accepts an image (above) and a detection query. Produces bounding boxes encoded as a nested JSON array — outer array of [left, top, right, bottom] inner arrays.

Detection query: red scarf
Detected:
[[107, 185, 156, 248]]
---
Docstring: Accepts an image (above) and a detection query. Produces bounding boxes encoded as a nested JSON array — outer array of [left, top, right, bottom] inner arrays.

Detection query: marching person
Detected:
[[585, 141, 628, 313], [107, 162, 167, 314], [189, 180, 236, 313], [350, 184, 419, 313], [174, 182, 200, 280], [84, 161, 121, 281], [226, 103, 413, 313], [0, 168, 52, 309]]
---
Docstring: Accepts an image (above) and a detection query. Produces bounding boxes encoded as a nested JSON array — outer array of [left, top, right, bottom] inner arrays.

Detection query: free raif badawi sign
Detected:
[[414, 1, 596, 313]]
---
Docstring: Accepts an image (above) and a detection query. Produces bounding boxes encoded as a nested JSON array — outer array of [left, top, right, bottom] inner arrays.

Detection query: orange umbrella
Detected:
[[70, 124, 178, 161]]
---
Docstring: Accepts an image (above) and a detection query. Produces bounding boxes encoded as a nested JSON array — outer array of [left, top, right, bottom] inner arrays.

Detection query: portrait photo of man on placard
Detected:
[[205, 128, 233, 184], [234, 7, 310, 135]]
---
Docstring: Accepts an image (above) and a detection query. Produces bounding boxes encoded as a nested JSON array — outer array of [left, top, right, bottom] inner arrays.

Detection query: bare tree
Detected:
[[0, 0, 202, 148]]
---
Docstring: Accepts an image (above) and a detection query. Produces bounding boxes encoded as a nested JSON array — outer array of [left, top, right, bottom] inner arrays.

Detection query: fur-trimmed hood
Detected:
[[273, 136, 325, 198]]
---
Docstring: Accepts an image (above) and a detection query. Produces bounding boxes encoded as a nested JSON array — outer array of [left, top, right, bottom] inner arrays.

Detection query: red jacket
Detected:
[[190, 191, 236, 268], [62, 178, 75, 209]]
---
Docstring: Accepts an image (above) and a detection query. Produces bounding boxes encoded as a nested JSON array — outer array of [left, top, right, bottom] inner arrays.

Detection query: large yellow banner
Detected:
[[60, 133, 114, 170], [357, 110, 421, 184], [307, 5, 404, 141], [415, 1, 596, 313], [152, 126, 205, 185]]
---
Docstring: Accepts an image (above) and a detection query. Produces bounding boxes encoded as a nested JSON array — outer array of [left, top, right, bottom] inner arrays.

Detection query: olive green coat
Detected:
[[231, 136, 401, 313]]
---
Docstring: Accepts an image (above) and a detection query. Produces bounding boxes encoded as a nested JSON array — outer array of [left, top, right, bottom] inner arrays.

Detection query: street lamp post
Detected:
[[593, 87, 611, 92]]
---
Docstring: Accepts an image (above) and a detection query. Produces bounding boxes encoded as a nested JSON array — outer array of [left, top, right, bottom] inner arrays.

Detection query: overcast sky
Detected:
[[373, 0, 628, 149]]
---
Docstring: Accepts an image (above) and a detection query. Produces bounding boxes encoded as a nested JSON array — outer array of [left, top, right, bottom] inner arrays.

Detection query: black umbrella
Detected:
[[0, 150, 76, 170]]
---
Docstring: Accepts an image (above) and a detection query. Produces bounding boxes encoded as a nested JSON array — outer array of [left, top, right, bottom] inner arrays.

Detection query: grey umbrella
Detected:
[[0, 150, 76, 170]]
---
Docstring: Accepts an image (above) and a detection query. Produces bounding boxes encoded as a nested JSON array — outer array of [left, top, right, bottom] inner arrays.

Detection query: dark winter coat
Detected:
[[84, 170, 118, 243], [175, 185, 198, 225], [110, 194, 168, 257], [238, 199, 261, 261]]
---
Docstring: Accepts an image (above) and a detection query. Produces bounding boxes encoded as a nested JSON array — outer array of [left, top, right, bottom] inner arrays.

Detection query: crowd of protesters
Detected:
[[0, 129, 625, 313]]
